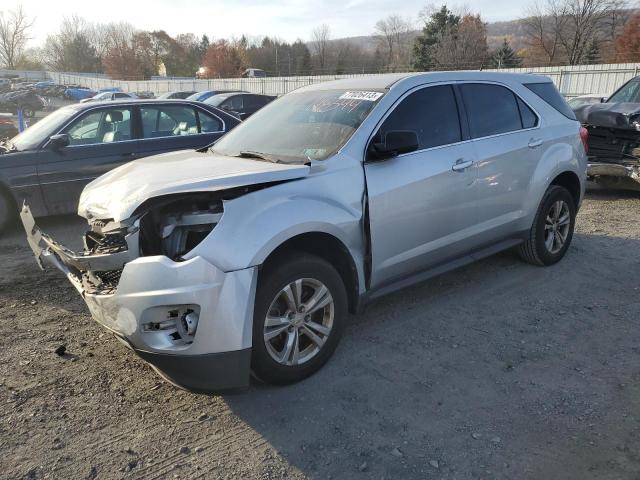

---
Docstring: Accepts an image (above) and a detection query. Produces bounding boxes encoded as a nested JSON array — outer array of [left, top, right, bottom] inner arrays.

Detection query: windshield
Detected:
[[204, 95, 228, 107], [608, 80, 640, 103], [211, 89, 384, 162], [10, 107, 77, 151], [187, 91, 213, 101]]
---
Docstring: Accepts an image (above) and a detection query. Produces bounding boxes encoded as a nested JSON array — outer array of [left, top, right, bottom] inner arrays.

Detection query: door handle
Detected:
[[528, 138, 543, 149], [452, 159, 474, 172]]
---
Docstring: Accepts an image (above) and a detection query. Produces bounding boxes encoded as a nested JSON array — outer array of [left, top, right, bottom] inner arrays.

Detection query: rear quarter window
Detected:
[[524, 82, 576, 120]]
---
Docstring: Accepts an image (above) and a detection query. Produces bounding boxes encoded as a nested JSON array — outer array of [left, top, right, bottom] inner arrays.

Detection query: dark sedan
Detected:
[[0, 99, 240, 230], [204, 93, 276, 120]]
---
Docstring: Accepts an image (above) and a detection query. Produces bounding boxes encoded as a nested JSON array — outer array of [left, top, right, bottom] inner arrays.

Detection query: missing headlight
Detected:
[[160, 210, 222, 259], [136, 193, 225, 260]]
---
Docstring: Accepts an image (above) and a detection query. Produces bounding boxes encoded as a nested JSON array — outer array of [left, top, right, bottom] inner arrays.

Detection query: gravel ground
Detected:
[[1, 188, 639, 480]]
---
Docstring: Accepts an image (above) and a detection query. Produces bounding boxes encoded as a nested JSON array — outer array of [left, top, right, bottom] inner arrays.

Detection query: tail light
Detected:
[[579, 126, 589, 154]]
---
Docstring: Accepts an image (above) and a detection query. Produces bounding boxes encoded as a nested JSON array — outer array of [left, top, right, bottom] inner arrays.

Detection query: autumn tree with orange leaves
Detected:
[[200, 40, 244, 78], [614, 13, 640, 62]]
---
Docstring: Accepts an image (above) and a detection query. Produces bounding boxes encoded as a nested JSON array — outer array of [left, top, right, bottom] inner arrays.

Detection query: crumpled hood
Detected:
[[78, 150, 310, 221], [575, 102, 640, 130]]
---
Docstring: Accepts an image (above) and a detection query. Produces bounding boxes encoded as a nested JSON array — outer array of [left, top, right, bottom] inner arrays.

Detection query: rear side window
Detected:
[[379, 85, 461, 150], [197, 110, 223, 133], [140, 105, 199, 137], [460, 84, 523, 138], [517, 98, 538, 128], [524, 82, 576, 120]]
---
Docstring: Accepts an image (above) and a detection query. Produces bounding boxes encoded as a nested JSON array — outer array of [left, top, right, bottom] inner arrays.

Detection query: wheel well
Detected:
[[551, 171, 581, 207], [261, 232, 360, 314]]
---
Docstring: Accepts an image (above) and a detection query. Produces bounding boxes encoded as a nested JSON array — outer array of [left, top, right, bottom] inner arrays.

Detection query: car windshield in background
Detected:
[[608, 80, 640, 103], [211, 89, 385, 162], [10, 107, 76, 151]]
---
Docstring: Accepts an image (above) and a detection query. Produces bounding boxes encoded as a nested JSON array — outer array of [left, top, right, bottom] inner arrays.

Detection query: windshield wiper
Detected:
[[236, 151, 281, 163]]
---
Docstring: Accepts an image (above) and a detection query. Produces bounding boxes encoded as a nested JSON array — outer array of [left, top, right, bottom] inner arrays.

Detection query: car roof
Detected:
[[65, 98, 223, 111], [296, 71, 551, 93]]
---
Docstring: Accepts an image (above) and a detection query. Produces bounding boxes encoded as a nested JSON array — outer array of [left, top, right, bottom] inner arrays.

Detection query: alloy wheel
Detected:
[[263, 278, 334, 366], [544, 200, 571, 254]]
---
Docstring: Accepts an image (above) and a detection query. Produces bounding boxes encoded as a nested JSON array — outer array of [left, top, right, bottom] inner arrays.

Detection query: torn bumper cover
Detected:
[[576, 103, 640, 186], [20, 205, 256, 393]]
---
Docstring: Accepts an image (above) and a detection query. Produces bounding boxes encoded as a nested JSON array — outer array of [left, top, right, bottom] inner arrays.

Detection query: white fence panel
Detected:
[[43, 63, 640, 98]]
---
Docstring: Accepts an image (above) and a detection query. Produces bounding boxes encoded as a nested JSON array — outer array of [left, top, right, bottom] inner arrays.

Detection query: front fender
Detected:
[[184, 181, 365, 275]]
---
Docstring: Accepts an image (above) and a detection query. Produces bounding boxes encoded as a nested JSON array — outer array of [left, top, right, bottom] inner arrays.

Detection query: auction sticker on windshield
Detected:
[[339, 91, 384, 101]]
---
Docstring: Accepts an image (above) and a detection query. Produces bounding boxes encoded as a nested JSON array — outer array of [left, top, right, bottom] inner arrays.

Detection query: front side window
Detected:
[[460, 84, 524, 138], [212, 89, 384, 162], [140, 105, 199, 138], [378, 85, 461, 150], [64, 107, 132, 145]]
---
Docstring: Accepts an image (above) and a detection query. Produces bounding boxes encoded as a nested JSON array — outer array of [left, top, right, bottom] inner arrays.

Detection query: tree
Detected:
[[613, 13, 640, 62], [583, 38, 600, 63], [311, 24, 331, 72], [413, 5, 460, 70], [43, 16, 101, 72], [432, 13, 489, 69], [374, 15, 413, 72], [201, 40, 243, 78], [523, 0, 623, 66], [0, 5, 33, 70], [491, 38, 522, 68]]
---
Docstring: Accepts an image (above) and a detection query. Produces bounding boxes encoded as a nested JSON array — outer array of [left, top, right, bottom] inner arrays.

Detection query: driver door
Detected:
[[364, 84, 479, 289], [37, 105, 138, 215]]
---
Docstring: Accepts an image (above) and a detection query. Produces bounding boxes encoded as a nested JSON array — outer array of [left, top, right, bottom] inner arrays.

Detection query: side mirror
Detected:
[[48, 133, 69, 150], [238, 112, 250, 121], [369, 130, 419, 160], [600, 97, 607, 103]]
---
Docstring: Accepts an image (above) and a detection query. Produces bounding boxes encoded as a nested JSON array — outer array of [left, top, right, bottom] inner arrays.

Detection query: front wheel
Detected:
[[251, 253, 348, 385], [518, 185, 576, 266]]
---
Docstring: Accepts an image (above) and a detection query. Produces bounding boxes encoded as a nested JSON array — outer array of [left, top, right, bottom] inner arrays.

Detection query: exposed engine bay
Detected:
[[576, 102, 640, 189]]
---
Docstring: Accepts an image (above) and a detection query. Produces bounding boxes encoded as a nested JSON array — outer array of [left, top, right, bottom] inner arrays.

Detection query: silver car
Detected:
[[21, 72, 587, 392]]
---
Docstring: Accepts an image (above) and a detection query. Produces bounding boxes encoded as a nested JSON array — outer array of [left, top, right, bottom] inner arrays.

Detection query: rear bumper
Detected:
[[20, 204, 256, 393], [587, 162, 640, 181]]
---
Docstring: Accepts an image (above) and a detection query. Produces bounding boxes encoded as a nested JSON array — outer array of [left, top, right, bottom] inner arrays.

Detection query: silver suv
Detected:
[[22, 72, 587, 392]]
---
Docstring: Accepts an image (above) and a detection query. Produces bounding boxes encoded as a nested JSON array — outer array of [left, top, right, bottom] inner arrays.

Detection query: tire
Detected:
[[251, 253, 348, 385], [518, 185, 576, 266]]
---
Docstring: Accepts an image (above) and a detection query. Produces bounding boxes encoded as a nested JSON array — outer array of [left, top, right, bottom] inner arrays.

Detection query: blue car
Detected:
[[64, 88, 97, 101]]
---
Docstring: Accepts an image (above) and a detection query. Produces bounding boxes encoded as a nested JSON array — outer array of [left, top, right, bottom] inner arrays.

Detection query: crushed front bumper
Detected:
[[20, 205, 256, 392]]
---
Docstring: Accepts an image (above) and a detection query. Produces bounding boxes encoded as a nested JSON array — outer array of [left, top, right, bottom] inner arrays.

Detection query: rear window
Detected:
[[525, 82, 576, 120]]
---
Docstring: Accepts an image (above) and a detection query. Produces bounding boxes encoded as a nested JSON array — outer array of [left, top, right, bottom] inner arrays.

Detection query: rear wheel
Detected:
[[518, 185, 576, 266], [251, 253, 347, 385]]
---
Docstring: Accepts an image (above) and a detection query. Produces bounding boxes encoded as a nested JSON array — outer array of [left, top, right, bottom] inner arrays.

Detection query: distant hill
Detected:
[[326, 12, 636, 54]]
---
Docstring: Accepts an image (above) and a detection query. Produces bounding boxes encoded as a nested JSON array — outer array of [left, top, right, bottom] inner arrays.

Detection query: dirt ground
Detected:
[[1, 187, 639, 480]]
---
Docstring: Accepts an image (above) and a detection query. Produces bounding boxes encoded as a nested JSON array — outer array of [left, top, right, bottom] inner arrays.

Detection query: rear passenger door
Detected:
[[459, 83, 542, 246], [37, 105, 138, 215], [365, 84, 478, 289], [138, 104, 225, 156]]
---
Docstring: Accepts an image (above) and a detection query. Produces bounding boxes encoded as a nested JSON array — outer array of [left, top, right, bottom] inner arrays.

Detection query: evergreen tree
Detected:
[[583, 39, 599, 64], [491, 38, 521, 68], [412, 5, 460, 70]]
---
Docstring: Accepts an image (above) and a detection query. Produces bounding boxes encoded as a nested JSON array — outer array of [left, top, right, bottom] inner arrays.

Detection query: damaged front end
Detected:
[[20, 189, 259, 392], [575, 103, 640, 190]]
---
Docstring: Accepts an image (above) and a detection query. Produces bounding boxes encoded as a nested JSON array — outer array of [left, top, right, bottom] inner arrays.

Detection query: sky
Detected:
[[16, 0, 527, 47]]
